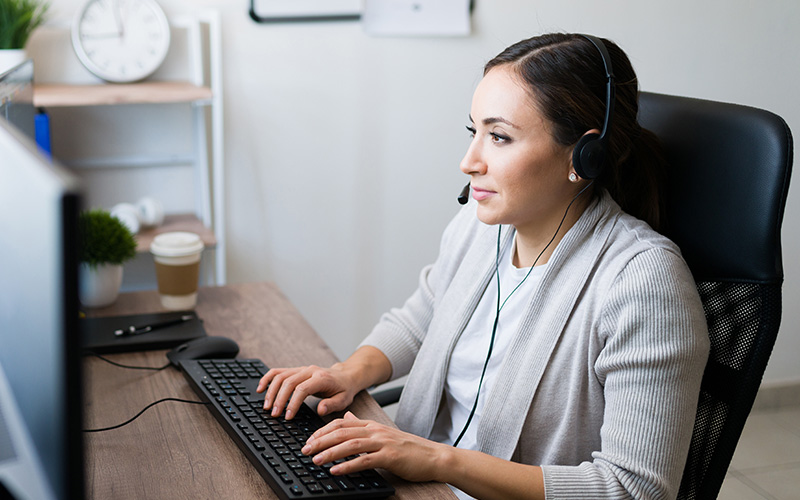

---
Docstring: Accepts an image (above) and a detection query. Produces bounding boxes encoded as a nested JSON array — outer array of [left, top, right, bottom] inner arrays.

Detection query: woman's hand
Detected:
[[304, 413, 546, 500], [301, 412, 449, 483], [256, 364, 357, 419], [256, 346, 393, 420]]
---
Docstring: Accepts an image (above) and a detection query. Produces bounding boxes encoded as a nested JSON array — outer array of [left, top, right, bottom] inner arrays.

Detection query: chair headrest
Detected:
[[638, 92, 792, 284]]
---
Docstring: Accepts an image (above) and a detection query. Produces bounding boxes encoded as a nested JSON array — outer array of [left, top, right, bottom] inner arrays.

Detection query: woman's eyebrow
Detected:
[[468, 114, 519, 128]]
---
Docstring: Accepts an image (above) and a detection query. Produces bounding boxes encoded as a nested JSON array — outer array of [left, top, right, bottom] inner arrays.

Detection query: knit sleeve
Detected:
[[542, 247, 709, 500]]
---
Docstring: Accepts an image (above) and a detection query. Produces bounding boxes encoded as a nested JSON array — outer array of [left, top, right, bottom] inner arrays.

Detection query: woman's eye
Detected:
[[465, 125, 476, 138], [490, 132, 510, 143]]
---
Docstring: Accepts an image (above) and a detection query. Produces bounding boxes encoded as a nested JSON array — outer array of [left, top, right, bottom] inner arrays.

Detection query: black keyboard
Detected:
[[179, 358, 396, 499]]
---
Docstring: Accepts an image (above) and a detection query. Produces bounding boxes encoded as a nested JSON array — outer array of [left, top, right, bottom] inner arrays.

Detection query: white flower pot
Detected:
[[0, 49, 26, 75], [79, 263, 124, 308]]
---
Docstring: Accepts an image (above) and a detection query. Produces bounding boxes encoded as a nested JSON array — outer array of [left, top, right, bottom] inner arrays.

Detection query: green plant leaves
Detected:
[[79, 209, 137, 267], [0, 0, 49, 50]]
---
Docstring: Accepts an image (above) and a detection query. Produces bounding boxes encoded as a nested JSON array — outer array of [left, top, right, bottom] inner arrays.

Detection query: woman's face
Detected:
[[460, 65, 576, 233]]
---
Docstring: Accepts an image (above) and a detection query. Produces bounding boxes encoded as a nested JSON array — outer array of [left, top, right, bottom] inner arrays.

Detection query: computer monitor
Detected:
[[0, 113, 84, 498], [0, 60, 36, 141]]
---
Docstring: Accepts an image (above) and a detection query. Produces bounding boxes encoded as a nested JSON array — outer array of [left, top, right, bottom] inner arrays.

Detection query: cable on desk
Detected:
[[84, 350, 171, 371], [83, 398, 210, 433]]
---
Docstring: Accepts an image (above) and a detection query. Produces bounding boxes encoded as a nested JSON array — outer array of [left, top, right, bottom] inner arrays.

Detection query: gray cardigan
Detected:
[[360, 191, 710, 500]]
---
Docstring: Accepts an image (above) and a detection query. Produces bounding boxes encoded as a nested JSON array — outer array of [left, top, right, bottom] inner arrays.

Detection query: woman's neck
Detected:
[[512, 193, 592, 268]]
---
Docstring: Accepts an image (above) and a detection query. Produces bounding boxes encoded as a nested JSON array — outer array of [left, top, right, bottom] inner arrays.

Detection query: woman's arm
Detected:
[[303, 412, 545, 500]]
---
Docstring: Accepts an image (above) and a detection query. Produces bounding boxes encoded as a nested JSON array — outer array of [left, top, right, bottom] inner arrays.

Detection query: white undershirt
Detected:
[[429, 236, 546, 500]]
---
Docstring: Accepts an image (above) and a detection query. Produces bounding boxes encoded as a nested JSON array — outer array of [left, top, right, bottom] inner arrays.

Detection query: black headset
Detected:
[[571, 34, 616, 180]]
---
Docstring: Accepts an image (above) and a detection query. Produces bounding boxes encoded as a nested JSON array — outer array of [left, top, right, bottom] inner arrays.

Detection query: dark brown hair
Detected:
[[485, 33, 667, 231]]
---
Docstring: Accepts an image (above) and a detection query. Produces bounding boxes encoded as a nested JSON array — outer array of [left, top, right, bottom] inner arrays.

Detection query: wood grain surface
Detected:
[[83, 282, 455, 499]]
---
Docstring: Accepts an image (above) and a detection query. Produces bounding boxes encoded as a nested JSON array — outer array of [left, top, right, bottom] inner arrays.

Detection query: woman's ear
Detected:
[[571, 128, 603, 180]]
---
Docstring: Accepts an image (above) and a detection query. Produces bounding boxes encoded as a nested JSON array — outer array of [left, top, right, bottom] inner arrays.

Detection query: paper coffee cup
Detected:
[[150, 232, 204, 310]]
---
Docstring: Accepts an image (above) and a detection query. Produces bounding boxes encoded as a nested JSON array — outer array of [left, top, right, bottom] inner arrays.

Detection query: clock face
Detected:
[[72, 0, 171, 83]]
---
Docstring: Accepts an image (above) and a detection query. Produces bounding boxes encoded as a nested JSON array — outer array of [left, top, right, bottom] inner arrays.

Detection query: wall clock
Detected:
[[72, 0, 171, 83]]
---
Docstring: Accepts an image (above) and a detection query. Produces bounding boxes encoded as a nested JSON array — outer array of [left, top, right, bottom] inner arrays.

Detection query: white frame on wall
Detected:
[[249, 0, 361, 23]]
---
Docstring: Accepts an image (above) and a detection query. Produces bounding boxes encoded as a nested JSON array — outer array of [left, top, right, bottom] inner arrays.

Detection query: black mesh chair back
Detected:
[[638, 92, 793, 499]]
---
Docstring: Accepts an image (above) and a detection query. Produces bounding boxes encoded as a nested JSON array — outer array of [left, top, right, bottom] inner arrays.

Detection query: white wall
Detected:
[[31, 0, 800, 384]]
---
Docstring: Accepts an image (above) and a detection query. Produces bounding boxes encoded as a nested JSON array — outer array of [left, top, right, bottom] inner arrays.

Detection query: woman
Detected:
[[257, 33, 709, 500]]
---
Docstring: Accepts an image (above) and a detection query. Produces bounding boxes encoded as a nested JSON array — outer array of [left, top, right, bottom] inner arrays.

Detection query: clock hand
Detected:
[[81, 32, 123, 39], [112, 0, 124, 37]]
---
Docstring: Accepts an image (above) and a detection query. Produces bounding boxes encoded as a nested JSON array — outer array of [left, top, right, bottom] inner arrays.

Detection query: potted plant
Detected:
[[78, 208, 137, 308], [0, 0, 49, 73]]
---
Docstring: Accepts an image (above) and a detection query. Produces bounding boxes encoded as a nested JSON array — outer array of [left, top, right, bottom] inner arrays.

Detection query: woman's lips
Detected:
[[471, 186, 495, 201]]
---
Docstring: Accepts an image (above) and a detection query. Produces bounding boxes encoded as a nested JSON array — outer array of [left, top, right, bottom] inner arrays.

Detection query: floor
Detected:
[[720, 405, 800, 499]]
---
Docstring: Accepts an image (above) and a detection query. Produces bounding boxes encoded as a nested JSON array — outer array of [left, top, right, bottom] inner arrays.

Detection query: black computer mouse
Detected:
[[167, 336, 240, 367]]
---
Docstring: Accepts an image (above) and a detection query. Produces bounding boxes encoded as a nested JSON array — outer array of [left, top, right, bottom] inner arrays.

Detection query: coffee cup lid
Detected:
[[150, 232, 204, 257]]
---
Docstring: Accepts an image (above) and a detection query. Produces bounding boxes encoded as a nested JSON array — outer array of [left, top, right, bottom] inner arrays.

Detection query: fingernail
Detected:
[[301, 444, 310, 454], [285, 409, 293, 420], [272, 407, 279, 417]]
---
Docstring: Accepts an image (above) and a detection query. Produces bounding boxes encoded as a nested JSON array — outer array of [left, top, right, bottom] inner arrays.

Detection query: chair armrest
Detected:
[[369, 385, 403, 407]]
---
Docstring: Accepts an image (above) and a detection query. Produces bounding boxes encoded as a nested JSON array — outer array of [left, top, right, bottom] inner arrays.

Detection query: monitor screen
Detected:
[[0, 115, 84, 499], [0, 60, 36, 142]]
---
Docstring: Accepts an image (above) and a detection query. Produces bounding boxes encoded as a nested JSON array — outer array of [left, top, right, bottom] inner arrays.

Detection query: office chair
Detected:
[[370, 92, 793, 500], [639, 91, 792, 499]]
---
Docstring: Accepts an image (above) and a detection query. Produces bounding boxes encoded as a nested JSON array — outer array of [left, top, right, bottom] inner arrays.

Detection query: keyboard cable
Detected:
[[81, 351, 208, 432], [83, 350, 171, 371], [83, 398, 210, 433]]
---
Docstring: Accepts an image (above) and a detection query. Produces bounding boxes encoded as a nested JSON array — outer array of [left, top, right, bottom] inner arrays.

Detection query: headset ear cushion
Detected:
[[572, 133, 605, 180]]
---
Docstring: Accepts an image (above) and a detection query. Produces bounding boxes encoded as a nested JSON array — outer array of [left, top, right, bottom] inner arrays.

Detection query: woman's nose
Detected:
[[460, 139, 486, 176]]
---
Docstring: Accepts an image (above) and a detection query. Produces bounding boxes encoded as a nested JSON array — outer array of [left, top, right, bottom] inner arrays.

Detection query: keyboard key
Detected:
[[320, 481, 339, 493], [334, 478, 355, 491], [306, 483, 324, 494], [353, 479, 371, 490]]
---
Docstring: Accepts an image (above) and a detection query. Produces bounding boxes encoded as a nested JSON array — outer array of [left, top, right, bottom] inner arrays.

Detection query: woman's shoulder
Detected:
[[586, 193, 695, 293], [598, 193, 683, 262]]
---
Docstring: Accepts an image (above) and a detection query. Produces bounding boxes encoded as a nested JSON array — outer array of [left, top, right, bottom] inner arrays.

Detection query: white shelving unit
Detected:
[[32, 10, 226, 286]]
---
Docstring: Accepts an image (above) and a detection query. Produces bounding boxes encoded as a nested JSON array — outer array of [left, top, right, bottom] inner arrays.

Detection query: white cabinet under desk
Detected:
[[30, 11, 226, 288]]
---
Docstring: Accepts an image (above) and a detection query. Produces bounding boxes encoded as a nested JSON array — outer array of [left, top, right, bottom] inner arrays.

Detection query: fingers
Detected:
[[256, 367, 280, 393], [316, 393, 352, 417], [266, 366, 316, 418], [303, 415, 377, 466], [258, 367, 292, 411], [301, 416, 443, 483], [257, 365, 353, 420], [301, 412, 374, 463]]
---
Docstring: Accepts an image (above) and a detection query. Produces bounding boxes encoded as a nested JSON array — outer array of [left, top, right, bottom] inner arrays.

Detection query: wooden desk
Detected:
[[83, 282, 455, 499]]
